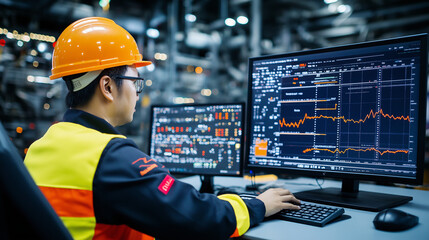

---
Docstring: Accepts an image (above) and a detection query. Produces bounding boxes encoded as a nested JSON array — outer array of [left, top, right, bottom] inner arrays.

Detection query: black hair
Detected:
[[63, 65, 128, 108]]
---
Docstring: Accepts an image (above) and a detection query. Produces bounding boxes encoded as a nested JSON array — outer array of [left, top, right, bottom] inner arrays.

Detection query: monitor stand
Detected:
[[199, 175, 214, 194], [293, 179, 413, 212]]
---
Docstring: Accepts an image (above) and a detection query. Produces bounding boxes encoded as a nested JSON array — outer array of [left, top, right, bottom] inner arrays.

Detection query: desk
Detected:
[[179, 176, 429, 240]]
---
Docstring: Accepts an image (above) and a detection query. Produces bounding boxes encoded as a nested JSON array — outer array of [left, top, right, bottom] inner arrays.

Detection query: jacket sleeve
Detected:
[[92, 138, 265, 240]]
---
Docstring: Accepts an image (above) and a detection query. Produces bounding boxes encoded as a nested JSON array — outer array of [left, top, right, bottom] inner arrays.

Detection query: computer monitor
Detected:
[[246, 34, 427, 211], [149, 103, 245, 193]]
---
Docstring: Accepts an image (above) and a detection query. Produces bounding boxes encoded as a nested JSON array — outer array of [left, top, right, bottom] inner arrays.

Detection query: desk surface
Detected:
[[179, 176, 429, 240]]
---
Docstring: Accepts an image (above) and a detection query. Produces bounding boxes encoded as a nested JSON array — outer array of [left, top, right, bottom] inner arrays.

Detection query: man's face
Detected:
[[114, 65, 140, 126]]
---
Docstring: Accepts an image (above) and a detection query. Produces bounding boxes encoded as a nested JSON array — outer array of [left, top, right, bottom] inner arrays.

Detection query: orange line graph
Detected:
[[279, 109, 410, 128], [279, 132, 326, 136], [314, 81, 338, 85], [315, 104, 337, 111], [279, 100, 327, 103], [303, 147, 409, 155]]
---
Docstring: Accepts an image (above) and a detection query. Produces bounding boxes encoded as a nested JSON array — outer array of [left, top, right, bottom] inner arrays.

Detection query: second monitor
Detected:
[[149, 103, 245, 193]]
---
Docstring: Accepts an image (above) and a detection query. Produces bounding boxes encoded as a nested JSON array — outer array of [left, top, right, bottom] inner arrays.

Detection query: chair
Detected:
[[0, 122, 73, 240]]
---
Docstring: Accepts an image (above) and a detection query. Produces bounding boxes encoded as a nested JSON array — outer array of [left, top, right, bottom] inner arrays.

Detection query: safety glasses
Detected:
[[113, 75, 144, 94]]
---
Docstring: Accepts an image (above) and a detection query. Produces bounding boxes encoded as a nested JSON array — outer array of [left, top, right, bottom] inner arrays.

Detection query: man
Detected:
[[24, 17, 301, 240]]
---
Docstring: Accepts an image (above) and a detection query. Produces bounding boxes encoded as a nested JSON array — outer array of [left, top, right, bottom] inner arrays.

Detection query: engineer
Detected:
[[24, 17, 301, 240]]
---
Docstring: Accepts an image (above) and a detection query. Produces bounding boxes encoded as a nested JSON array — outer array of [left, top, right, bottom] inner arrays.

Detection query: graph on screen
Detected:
[[278, 65, 412, 163], [248, 39, 423, 177]]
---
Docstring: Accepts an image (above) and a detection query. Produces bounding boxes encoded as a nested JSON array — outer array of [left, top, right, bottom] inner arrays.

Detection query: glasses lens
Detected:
[[135, 80, 143, 93], [115, 76, 144, 94]]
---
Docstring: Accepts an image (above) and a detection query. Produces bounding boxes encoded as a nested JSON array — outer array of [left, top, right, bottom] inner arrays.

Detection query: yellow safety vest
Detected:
[[25, 122, 153, 240]]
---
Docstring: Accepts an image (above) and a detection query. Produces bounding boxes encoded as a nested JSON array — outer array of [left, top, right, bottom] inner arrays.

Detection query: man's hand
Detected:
[[256, 188, 301, 217]]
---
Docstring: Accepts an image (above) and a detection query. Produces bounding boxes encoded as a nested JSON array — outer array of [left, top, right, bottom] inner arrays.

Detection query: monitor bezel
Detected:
[[245, 34, 427, 185], [149, 102, 246, 177]]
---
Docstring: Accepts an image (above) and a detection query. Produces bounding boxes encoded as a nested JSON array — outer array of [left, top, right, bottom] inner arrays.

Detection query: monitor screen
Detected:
[[246, 34, 427, 211], [149, 103, 244, 178]]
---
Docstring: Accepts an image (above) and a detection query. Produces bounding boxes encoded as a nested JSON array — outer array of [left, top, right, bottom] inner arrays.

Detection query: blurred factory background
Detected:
[[0, 0, 428, 158]]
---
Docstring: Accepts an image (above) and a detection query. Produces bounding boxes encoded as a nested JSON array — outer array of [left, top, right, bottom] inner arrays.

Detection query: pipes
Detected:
[[167, 0, 178, 98], [250, 0, 261, 57]]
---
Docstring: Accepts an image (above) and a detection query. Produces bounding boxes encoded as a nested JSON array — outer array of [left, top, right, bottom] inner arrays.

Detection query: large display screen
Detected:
[[246, 34, 427, 184]]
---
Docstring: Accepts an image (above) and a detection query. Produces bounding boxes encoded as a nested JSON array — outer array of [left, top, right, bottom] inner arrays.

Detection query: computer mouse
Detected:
[[373, 208, 419, 231]]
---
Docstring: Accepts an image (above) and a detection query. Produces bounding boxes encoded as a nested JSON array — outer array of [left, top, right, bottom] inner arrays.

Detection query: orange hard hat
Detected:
[[50, 17, 152, 80]]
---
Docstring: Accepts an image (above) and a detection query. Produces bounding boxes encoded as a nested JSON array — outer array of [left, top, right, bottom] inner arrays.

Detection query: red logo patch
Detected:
[[158, 175, 175, 195]]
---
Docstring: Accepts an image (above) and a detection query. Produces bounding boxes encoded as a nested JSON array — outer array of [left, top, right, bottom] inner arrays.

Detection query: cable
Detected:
[[315, 178, 325, 189], [252, 171, 256, 189], [245, 170, 259, 194]]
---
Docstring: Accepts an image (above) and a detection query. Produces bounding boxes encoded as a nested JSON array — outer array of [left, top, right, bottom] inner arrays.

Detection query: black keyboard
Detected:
[[276, 202, 344, 227], [239, 193, 344, 227]]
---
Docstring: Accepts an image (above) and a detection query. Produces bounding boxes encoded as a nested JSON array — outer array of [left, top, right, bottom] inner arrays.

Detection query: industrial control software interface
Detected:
[[150, 104, 243, 175], [248, 40, 423, 179]]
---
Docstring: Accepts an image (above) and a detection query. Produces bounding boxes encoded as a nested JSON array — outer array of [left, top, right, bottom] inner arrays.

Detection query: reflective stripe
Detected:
[[94, 223, 137, 240], [93, 223, 154, 240], [60, 216, 96, 240], [218, 194, 250, 237], [39, 186, 94, 217], [141, 234, 155, 240], [231, 229, 240, 238]]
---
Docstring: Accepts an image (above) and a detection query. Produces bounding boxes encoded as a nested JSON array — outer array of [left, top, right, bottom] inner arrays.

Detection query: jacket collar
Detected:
[[63, 109, 122, 135]]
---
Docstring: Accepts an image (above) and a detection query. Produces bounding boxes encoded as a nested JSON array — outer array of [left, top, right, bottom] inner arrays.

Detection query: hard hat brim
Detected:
[[50, 60, 153, 80], [135, 61, 153, 68]]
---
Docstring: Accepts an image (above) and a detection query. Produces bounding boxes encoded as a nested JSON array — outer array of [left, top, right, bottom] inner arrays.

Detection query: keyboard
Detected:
[[239, 193, 344, 227], [276, 202, 344, 227]]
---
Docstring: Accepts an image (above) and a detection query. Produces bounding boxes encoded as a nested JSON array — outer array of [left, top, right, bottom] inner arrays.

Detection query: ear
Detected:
[[99, 75, 114, 102]]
